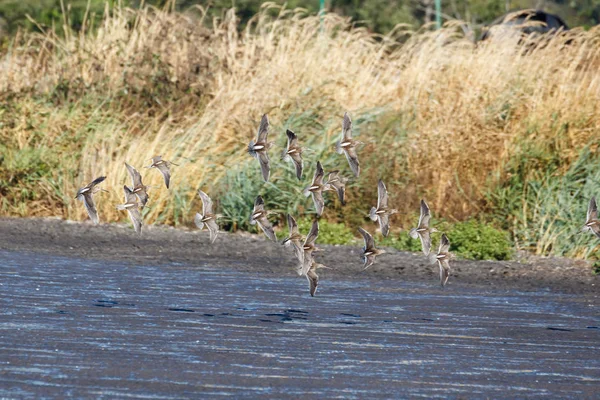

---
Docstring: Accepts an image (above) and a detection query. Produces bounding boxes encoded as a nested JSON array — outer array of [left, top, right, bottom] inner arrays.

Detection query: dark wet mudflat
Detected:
[[1, 250, 599, 398]]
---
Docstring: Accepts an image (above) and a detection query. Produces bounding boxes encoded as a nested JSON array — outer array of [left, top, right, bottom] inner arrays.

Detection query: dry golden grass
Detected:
[[1, 4, 600, 233]]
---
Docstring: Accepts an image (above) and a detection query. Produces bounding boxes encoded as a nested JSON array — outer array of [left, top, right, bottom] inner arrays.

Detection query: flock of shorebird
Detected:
[[75, 113, 600, 297]]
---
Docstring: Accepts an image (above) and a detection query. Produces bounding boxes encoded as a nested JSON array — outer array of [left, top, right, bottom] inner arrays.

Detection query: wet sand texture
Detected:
[[1, 250, 598, 398]]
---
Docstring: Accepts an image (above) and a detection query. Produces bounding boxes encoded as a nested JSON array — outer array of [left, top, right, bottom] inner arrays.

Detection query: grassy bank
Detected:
[[1, 4, 600, 260]]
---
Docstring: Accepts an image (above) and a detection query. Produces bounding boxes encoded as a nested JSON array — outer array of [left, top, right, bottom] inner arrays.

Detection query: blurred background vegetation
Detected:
[[1, 0, 600, 40], [0, 1, 599, 263]]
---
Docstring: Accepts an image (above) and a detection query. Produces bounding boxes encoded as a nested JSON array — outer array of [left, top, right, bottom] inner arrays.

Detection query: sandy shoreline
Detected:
[[0, 217, 597, 294]]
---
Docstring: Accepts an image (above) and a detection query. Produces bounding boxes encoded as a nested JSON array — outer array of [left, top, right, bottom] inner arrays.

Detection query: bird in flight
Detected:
[[369, 179, 398, 237], [116, 185, 143, 235], [195, 190, 220, 243], [146, 156, 178, 189], [75, 176, 107, 224], [358, 227, 385, 269], [282, 214, 305, 271], [430, 233, 452, 287], [301, 220, 321, 276], [303, 161, 329, 216], [305, 260, 331, 297], [125, 162, 150, 207], [248, 114, 273, 182], [249, 195, 277, 241], [324, 171, 348, 205], [409, 199, 438, 255], [581, 196, 600, 239], [335, 112, 363, 177], [282, 129, 304, 180]]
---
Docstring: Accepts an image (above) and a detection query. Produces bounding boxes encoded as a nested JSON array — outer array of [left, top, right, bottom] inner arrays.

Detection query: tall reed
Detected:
[[1, 3, 599, 257]]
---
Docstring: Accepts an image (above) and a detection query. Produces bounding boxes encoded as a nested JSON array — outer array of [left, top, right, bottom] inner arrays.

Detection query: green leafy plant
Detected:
[[444, 220, 513, 261], [297, 217, 355, 245]]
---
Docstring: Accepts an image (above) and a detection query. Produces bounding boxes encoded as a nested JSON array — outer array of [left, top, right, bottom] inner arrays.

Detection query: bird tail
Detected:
[[369, 207, 378, 222], [302, 186, 312, 198], [335, 140, 344, 154], [116, 204, 127, 211], [428, 254, 438, 265], [247, 141, 257, 158], [409, 228, 419, 239], [194, 213, 205, 230]]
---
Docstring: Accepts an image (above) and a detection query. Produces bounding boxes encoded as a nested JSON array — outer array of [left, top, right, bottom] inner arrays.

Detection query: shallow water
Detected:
[[0, 250, 598, 398]]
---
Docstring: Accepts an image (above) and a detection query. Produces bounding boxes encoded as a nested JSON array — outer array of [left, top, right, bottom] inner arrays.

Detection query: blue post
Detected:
[[435, 0, 442, 29]]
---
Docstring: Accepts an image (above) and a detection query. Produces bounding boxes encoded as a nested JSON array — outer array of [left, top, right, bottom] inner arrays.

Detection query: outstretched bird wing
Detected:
[[304, 220, 319, 247], [378, 213, 390, 238], [82, 192, 99, 224], [135, 190, 149, 207], [312, 191, 325, 217], [290, 152, 303, 180], [287, 214, 299, 236], [127, 207, 143, 235], [256, 114, 269, 143], [587, 196, 598, 222], [156, 163, 172, 189], [377, 179, 389, 209], [306, 268, 319, 297], [439, 233, 451, 254], [418, 199, 431, 229], [88, 176, 107, 189], [125, 163, 144, 188], [205, 219, 219, 243], [344, 146, 360, 177], [327, 172, 346, 205], [439, 260, 450, 287], [257, 216, 277, 242], [198, 190, 214, 215], [313, 161, 325, 186], [123, 185, 137, 203], [358, 227, 375, 250], [342, 112, 352, 140], [418, 230, 432, 256], [258, 151, 270, 182], [253, 195, 265, 213], [286, 129, 299, 149], [363, 254, 377, 269]]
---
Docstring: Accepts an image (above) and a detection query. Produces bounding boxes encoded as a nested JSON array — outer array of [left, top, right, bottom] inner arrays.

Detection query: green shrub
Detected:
[[298, 217, 355, 245], [372, 220, 513, 261], [489, 147, 600, 258], [592, 260, 600, 276], [444, 220, 513, 261]]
